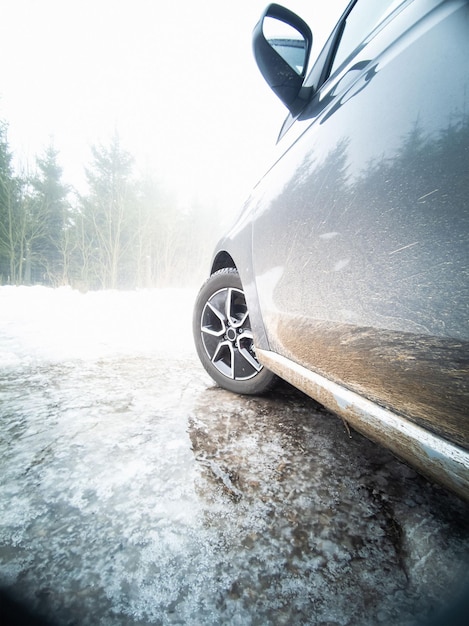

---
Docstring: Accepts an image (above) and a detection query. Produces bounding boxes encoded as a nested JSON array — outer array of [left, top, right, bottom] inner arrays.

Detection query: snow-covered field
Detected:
[[1, 286, 469, 626], [0, 285, 198, 366]]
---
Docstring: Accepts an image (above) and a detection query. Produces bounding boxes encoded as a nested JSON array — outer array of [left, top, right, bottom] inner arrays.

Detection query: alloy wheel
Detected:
[[200, 286, 263, 381]]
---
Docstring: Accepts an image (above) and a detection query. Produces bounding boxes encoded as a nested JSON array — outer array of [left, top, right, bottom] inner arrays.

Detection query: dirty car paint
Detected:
[[209, 0, 469, 498]]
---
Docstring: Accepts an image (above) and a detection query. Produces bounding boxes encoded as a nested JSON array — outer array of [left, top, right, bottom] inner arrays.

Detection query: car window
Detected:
[[330, 0, 406, 75]]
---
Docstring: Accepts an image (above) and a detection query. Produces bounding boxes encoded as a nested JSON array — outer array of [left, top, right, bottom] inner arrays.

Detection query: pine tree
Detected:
[[0, 121, 21, 284], [31, 142, 71, 284], [80, 132, 136, 289]]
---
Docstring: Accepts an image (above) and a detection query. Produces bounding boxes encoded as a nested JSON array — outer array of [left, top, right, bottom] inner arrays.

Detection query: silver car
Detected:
[[193, 0, 469, 500]]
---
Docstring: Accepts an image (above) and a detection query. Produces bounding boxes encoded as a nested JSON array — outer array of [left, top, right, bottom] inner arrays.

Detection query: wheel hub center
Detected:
[[226, 327, 237, 342]]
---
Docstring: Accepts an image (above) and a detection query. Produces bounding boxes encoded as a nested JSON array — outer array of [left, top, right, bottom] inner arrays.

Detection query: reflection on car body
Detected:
[[193, 0, 469, 500]]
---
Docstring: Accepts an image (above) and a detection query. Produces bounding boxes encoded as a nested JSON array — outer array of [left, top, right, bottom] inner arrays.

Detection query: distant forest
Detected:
[[0, 121, 222, 290]]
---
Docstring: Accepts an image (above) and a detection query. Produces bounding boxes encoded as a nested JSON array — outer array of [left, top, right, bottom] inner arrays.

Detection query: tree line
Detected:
[[0, 121, 221, 290]]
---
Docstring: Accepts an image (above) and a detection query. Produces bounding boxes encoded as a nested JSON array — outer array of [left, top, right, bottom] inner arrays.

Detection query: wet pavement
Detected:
[[1, 288, 469, 626]]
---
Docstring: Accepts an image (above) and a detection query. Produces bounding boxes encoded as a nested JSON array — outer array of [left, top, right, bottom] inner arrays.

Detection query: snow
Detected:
[[0, 285, 197, 365]]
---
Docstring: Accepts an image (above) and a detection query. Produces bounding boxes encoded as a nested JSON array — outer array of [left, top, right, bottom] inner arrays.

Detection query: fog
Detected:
[[0, 0, 348, 209]]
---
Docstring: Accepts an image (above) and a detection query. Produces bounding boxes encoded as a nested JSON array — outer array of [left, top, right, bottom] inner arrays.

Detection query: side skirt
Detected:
[[257, 349, 469, 502]]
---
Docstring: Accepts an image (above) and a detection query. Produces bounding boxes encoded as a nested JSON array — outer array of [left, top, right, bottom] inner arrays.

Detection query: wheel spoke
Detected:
[[201, 332, 222, 358], [201, 301, 226, 337], [212, 340, 235, 379], [226, 288, 249, 328], [236, 331, 263, 373]]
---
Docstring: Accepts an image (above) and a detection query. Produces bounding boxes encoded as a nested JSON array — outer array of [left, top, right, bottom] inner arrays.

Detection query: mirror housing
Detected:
[[253, 3, 312, 113]]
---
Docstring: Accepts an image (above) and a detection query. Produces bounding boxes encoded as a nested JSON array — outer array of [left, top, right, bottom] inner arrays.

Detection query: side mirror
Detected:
[[253, 3, 312, 113]]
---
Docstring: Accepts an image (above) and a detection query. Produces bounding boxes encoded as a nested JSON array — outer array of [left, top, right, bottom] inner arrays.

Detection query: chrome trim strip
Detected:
[[257, 349, 469, 501]]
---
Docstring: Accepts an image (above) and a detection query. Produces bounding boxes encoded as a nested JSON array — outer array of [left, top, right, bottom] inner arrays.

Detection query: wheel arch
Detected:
[[211, 251, 237, 275]]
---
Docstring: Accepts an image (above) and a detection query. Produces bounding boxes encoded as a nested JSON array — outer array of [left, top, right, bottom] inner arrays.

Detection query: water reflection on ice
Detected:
[[0, 287, 468, 625]]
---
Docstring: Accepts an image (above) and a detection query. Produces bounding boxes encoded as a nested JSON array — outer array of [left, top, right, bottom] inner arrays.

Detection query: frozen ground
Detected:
[[0, 286, 468, 626]]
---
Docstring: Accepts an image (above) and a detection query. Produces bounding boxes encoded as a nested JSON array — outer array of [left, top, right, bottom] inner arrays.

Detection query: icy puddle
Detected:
[[0, 287, 468, 625]]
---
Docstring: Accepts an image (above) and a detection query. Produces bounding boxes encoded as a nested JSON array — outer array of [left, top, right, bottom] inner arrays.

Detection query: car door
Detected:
[[250, 0, 469, 448]]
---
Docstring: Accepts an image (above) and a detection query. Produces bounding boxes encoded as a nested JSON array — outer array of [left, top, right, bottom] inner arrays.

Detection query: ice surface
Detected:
[[0, 286, 468, 626]]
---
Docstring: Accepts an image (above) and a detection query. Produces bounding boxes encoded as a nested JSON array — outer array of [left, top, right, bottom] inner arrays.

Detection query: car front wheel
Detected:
[[193, 268, 277, 395]]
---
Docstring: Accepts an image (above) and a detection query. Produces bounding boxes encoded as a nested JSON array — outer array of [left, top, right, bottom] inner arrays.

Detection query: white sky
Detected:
[[0, 0, 347, 212]]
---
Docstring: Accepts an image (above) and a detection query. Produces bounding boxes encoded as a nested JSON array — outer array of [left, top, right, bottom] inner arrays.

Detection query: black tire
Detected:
[[193, 268, 277, 395]]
